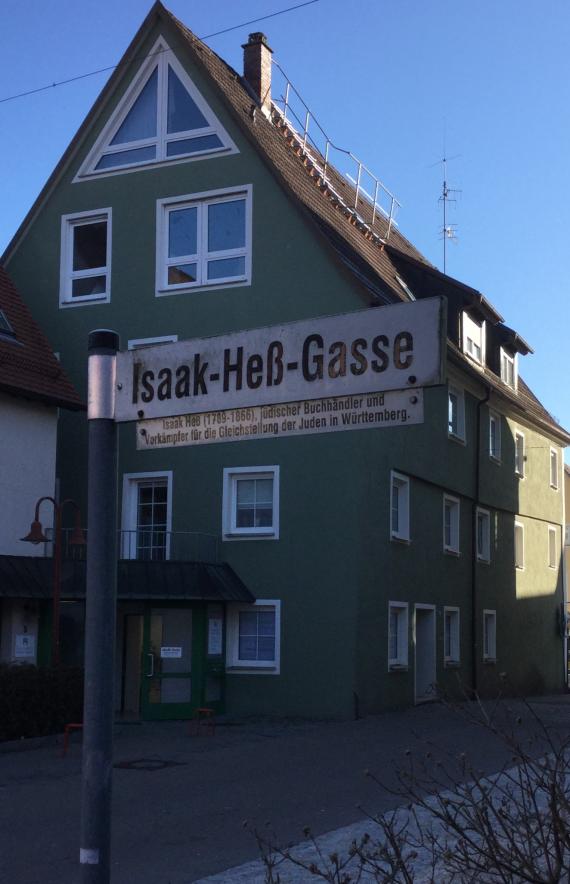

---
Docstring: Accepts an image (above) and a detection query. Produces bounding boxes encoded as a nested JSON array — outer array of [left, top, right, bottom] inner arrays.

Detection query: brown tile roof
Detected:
[[0, 2, 564, 439], [0, 266, 82, 410]]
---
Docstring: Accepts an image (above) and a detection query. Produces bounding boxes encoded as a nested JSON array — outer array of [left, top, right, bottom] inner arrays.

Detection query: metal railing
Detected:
[[271, 60, 401, 240], [40, 529, 221, 563]]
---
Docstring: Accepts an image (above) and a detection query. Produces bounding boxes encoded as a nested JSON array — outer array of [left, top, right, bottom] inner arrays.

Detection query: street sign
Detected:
[[137, 388, 423, 450], [114, 298, 445, 423]]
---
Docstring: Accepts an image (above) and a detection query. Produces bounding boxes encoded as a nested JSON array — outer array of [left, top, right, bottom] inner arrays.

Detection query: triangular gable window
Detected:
[[79, 39, 236, 177]]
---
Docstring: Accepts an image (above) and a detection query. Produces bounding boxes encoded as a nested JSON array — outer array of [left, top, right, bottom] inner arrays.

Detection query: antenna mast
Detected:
[[438, 155, 461, 274]]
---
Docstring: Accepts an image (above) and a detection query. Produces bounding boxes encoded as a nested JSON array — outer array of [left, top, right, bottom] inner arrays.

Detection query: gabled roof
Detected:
[[0, 266, 82, 410]]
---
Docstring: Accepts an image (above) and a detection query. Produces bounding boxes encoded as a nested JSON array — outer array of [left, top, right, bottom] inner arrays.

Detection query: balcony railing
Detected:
[[39, 529, 221, 563]]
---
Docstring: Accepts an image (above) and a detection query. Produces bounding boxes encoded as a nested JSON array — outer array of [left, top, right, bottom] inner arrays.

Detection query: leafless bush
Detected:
[[249, 694, 570, 883]]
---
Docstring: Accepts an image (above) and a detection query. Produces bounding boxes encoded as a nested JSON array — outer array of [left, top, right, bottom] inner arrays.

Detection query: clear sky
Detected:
[[2, 0, 569, 455]]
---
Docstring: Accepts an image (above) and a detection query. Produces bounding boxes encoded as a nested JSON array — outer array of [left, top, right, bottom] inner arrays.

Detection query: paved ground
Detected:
[[1, 696, 570, 884]]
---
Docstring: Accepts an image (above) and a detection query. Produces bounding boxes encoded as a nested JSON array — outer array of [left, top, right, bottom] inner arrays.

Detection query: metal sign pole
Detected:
[[80, 330, 119, 883]]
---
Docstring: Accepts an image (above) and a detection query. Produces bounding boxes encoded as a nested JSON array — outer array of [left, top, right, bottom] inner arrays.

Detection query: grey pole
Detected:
[[80, 330, 119, 883]]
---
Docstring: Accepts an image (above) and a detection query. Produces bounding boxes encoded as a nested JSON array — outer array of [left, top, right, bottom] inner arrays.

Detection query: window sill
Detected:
[[476, 556, 491, 565], [483, 657, 497, 665], [390, 535, 411, 545], [448, 433, 466, 446], [226, 665, 278, 675], [60, 295, 110, 308], [443, 548, 461, 557], [444, 661, 461, 669], [388, 663, 408, 672], [156, 278, 250, 298], [223, 531, 277, 542], [489, 455, 501, 465]]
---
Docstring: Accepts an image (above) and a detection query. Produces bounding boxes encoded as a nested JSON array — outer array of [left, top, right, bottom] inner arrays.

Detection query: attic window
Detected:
[[0, 310, 16, 340], [78, 39, 236, 177], [500, 347, 517, 389], [462, 312, 485, 365]]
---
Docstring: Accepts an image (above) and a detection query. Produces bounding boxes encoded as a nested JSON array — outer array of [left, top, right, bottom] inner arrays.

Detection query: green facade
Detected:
[[4, 9, 567, 719]]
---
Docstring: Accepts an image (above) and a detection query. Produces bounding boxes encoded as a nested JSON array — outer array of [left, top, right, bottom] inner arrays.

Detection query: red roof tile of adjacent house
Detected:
[[0, 266, 82, 410]]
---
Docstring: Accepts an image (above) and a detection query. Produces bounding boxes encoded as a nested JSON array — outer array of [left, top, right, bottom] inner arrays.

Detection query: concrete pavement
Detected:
[[1, 696, 569, 883]]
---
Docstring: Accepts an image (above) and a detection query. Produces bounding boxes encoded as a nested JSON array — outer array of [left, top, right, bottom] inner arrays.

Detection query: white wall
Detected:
[[0, 392, 58, 555]]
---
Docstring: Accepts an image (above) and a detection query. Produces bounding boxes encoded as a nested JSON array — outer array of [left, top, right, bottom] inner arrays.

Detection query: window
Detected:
[[226, 600, 281, 672], [550, 448, 559, 489], [500, 348, 516, 389], [78, 38, 236, 178], [515, 432, 525, 477], [483, 610, 497, 661], [128, 335, 178, 349], [443, 495, 460, 554], [448, 385, 465, 441], [515, 521, 525, 570], [121, 471, 172, 560], [388, 602, 408, 668], [548, 526, 557, 569], [489, 412, 501, 461], [60, 209, 111, 306], [444, 607, 460, 664], [157, 186, 252, 293], [390, 472, 410, 541], [0, 310, 16, 341], [476, 508, 491, 563], [222, 466, 279, 540], [463, 313, 485, 364]]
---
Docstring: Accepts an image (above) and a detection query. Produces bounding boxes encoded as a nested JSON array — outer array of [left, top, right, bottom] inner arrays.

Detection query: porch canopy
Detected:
[[0, 556, 255, 603]]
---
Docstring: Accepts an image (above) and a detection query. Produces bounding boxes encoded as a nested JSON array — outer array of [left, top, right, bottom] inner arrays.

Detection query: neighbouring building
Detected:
[[2, 2, 568, 719], [0, 265, 81, 665]]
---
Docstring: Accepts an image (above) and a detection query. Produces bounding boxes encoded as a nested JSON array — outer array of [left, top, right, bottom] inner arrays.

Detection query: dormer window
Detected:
[[77, 38, 237, 178], [0, 310, 16, 341], [462, 313, 485, 365], [500, 348, 517, 389]]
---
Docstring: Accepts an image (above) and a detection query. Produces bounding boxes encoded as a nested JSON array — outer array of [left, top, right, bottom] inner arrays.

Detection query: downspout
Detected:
[[472, 386, 491, 696]]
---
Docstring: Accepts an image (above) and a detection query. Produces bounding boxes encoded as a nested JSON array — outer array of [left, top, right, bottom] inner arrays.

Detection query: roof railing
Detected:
[[271, 60, 401, 241]]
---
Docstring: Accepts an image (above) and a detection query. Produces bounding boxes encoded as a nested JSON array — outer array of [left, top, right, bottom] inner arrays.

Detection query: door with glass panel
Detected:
[[141, 608, 194, 719]]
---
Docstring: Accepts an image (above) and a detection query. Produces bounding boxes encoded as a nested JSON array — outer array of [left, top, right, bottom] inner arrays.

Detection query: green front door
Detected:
[[141, 607, 196, 720], [140, 603, 226, 720]]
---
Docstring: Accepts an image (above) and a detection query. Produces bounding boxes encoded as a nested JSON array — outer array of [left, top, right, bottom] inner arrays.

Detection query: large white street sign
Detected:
[[115, 297, 445, 423]]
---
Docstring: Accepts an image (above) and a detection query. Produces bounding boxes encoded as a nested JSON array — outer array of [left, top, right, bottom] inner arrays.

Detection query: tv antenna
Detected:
[[432, 153, 461, 274]]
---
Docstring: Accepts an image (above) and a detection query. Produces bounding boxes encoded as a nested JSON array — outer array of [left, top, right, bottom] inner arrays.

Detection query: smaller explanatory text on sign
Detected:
[[137, 389, 423, 450]]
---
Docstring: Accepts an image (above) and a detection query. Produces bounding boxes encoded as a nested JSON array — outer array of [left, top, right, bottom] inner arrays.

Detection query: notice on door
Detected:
[[160, 647, 182, 659], [136, 388, 423, 450]]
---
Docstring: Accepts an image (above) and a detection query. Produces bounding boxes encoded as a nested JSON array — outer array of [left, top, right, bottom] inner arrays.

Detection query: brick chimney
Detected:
[[243, 32, 273, 115]]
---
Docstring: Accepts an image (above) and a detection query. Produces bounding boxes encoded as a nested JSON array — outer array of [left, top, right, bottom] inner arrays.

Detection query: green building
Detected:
[[2, 2, 568, 720]]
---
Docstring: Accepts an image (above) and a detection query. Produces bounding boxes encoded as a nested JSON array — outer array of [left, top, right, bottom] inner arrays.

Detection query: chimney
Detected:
[[243, 32, 273, 115]]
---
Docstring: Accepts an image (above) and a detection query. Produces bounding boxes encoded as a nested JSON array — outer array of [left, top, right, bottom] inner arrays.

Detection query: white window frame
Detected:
[[76, 37, 238, 180], [226, 599, 281, 673], [515, 432, 525, 478], [156, 185, 252, 296], [483, 610, 497, 662], [388, 602, 409, 669], [448, 385, 465, 442], [462, 312, 485, 365], [489, 411, 501, 461], [443, 606, 460, 665], [548, 525, 557, 569], [514, 520, 525, 570], [128, 335, 178, 349], [222, 465, 279, 541], [121, 471, 173, 560], [550, 448, 559, 490], [476, 507, 491, 563], [60, 208, 112, 307], [390, 471, 410, 542], [500, 347, 517, 389], [443, 494, 460, 554]]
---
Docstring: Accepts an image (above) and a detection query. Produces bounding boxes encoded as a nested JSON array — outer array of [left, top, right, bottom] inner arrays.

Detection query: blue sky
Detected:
[[2, 0, 569, 453]]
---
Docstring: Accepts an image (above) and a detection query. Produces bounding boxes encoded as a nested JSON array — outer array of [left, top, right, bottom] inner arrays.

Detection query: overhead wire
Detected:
[[0, 0, 320, 105]]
